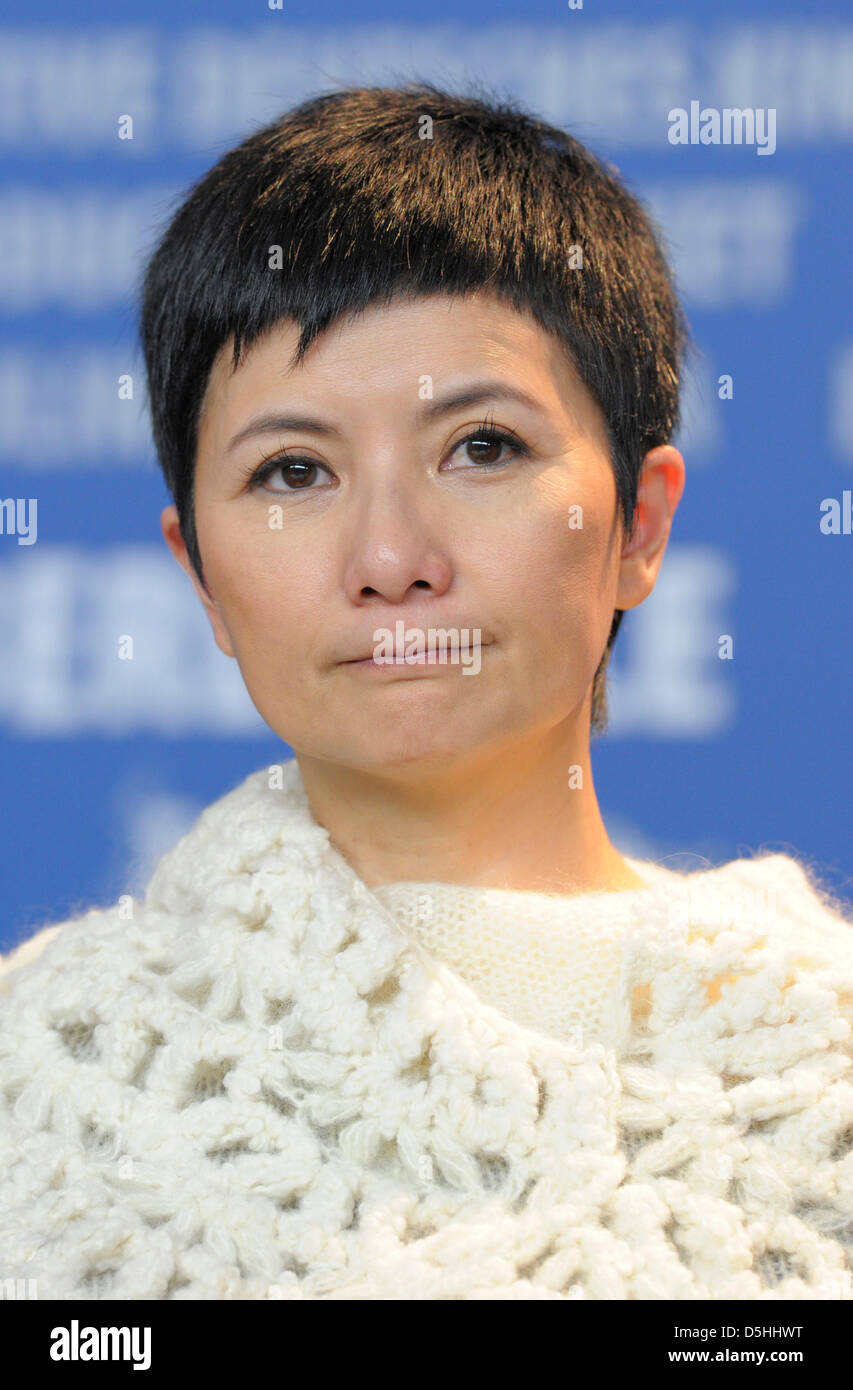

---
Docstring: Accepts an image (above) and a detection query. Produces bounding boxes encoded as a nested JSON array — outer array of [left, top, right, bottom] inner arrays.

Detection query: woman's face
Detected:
[[176, 290, 633, 773]]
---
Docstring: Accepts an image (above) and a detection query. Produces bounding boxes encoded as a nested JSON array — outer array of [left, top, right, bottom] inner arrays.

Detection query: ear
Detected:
[[160, 505, 236, 659], [614, 445, 686, 612]]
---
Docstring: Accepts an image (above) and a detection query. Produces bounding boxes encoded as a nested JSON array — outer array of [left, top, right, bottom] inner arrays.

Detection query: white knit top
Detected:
[[1, 759, 852, 1302], [372, 860, 677, 1048]]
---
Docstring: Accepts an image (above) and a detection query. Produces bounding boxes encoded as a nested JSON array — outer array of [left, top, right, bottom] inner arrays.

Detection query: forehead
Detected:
[[197, 289, 606, 443]]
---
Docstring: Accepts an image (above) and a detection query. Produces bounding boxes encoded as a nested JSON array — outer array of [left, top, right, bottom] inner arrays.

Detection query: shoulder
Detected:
[[0, 900, 131, 999], [0, 767, 295, 995], [627, 850, 853, 1028], [623, 852, 853, 1095], [703, 850, 853, 965], [0, 923, 64, 993], [634, 848, 853, 959]]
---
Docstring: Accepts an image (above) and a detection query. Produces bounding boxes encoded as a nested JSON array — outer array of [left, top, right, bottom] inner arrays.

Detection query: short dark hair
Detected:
[[138, 79, 689, 736]]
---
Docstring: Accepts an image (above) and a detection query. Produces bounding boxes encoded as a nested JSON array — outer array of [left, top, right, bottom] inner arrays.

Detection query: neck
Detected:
[[294, 721, 645, 897]]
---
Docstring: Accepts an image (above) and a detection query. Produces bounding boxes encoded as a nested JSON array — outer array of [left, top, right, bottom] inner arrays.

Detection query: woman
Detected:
[[1, 82, 852, 1302]]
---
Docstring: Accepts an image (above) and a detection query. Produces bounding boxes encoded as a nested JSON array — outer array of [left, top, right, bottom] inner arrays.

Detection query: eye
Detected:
[[242, 418, 530, 494], [442, 422, 530, 472], [244, 455, 335, 494]]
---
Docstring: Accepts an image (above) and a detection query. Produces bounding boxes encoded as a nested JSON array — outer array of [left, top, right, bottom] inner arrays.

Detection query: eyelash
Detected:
[[241, 416, 530, 493]]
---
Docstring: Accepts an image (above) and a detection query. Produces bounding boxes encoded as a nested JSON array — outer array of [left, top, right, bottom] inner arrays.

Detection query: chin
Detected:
[[322, 721, 491, 776], [352, 738, 473, 775]]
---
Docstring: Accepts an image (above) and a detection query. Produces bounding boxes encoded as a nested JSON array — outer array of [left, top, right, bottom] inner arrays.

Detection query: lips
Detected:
[[343, 643, 491, 664], [341, 633, 490, 664], [348, 653, 442, 663]]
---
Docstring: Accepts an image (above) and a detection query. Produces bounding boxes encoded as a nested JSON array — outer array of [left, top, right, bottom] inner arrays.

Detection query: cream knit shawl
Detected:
[[1, 759, 852, 1301]]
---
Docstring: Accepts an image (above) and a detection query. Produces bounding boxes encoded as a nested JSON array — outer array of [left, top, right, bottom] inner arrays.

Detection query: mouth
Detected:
[[342, 644, 491, 669]]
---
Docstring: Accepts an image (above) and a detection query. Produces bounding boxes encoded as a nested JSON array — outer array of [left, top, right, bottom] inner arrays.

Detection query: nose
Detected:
[[341, 484, 454, 607]]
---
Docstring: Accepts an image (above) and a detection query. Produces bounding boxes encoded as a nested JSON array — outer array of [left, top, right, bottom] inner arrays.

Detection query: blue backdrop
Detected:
[[2, 0, 852, 949]]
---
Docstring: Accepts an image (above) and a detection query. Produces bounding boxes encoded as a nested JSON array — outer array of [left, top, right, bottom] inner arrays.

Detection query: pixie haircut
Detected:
[[139, 80, 689, 736]]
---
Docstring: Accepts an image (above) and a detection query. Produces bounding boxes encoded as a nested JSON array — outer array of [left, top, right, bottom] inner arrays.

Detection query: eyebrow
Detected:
[[225, 380, 547, 454]]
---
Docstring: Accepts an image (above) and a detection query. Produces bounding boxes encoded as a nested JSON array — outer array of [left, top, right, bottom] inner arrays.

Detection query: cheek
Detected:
[[491, 496, 617, 711], [198, 509, 322, 655], [502, 497, 614, 629]]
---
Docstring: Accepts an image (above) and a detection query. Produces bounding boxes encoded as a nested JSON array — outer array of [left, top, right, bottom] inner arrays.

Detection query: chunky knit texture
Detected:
[[1, 758, 853, 1301]]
